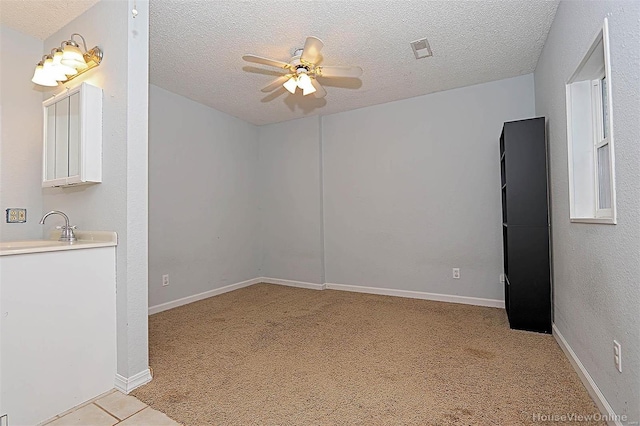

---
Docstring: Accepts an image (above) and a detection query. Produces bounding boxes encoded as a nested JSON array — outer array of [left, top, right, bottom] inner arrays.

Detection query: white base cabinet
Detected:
[[0, 246, 116, 425]]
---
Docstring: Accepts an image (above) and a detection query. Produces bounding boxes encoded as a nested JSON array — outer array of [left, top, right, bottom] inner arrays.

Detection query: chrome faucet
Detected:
[[39, 210, 77, 242]]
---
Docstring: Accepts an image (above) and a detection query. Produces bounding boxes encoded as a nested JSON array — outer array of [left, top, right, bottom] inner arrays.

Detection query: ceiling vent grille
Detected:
[[410, 38, 433, 59]]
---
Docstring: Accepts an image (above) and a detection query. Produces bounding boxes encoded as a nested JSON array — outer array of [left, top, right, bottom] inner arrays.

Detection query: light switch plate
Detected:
[[6, 208, 26, 223], [614, 340, 622, 373]]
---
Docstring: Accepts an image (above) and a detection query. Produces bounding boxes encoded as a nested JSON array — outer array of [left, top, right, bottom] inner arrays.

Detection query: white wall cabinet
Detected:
[[42, 82, 102, 187]]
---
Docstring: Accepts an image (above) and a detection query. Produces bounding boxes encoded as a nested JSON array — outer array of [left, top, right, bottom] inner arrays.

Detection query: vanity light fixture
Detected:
[[31, 33, 103, 87]]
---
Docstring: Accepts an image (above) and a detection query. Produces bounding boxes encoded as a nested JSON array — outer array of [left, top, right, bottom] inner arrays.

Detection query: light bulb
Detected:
[[32, 64, 58, 87], [53, 50, 78, 76], [61, 43, 88, 70], [283, 76, 298, 94]]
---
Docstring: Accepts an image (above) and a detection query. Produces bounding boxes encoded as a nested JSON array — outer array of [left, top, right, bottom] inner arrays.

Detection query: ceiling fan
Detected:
[[242, 36, 363, 98]]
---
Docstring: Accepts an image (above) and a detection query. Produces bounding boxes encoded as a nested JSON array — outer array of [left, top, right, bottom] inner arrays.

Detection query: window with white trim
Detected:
[[566, 18, 616, 224]]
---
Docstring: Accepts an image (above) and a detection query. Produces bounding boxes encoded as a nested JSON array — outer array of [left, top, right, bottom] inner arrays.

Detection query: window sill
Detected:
[[570, 217, 616, 225]]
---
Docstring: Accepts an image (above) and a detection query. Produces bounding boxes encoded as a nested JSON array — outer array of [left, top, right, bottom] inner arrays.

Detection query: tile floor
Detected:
[[41, 390, 181, 426]]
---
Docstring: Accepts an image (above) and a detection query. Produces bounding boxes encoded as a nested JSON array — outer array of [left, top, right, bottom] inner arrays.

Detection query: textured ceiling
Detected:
[[150, 0, 559, 125], [0, 0, 101, 40], [2, 1, 559, 126]]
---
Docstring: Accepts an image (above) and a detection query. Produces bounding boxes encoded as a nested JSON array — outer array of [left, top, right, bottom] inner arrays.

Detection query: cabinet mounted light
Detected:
[[31, 33, 103, 87]]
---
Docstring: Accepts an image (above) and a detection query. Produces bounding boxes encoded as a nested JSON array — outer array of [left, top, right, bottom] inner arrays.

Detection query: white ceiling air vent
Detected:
[[410, 38, 433, 59]]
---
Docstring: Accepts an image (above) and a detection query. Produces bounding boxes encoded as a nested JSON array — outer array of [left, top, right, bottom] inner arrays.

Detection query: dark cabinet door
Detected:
[[503, 118, 549, 227], [506, 226, 551, 333]]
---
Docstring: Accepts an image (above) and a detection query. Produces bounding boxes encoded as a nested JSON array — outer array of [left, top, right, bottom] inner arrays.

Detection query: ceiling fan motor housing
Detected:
[[295, 65, 311, 75]]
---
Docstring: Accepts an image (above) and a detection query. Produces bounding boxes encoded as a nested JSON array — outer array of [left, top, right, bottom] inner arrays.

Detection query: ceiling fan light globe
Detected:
[[302, 83, 317, 96], [297, 74, 316, 95], [297, 73, 311, 89], [283, 76, 298, 94]]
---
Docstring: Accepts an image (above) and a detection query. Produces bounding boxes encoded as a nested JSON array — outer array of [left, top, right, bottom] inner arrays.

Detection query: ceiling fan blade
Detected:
[[242, 66, 288, 77], [300, 36, 324, 64], [311, 79, 326, 98], [262, 75, 292, 92], [317, 65, 363, 78], [242, 54, 291, 70]]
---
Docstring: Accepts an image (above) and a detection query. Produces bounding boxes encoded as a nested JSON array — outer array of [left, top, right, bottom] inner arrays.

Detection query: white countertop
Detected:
[[0, 231, 117, 256]]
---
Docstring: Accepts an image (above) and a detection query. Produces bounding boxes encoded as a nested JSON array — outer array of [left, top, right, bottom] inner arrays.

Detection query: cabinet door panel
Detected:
[[503, 118, 548, 226], [506, 226, 551, 333], [45, 105, 56, 180], [54, 97, 69, 179], [68, 93, 81, 177]]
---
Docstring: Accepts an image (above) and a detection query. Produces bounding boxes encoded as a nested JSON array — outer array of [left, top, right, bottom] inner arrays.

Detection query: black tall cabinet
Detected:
[[500, 117, 551, 334]]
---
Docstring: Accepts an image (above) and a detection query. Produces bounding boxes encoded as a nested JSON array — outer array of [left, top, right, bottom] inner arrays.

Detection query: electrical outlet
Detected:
[[499, 273, 505, 283], [162, 274, 169, 287], [452, 268, 460, 279], [614, 340, 622, 373], [5, 208, 26, 223]]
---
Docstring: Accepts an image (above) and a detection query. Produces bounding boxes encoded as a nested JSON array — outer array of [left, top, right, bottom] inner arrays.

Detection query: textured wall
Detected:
[[322, 75, 535, 299], [124, 0, 150, 378], [41, 0, 150, 378], [534, 1, 640, 421], [0, 26, 44, 241], [148, 85, 260, 308], [258, 116, 324, 284]]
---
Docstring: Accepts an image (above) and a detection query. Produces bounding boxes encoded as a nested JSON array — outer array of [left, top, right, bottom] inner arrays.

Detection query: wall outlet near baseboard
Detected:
[[613, 340, 622, 372], [452, 268, 460, 279], [162, 274, 169, 287], [499, 273, 505, 283]]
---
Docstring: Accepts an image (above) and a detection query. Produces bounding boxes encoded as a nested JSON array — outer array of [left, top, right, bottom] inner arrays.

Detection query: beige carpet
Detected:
[[133, 283, 603, 425]]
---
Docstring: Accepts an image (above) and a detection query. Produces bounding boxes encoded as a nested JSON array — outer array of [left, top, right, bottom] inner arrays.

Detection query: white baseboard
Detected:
[[149, 278, 502, 316], [259, 277, 326, 290], [114, 368, 152, 394], [552, 324, 622, 426], [148, 278, 261, 315], [325, 282, 505, 308]]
